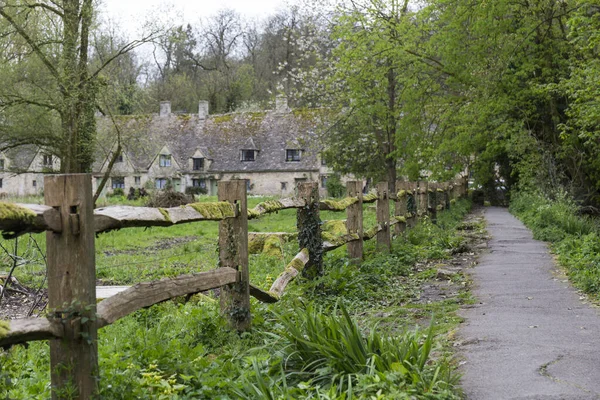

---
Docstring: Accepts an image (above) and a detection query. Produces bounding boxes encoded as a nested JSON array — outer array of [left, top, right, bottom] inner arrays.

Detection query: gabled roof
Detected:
[[96, 108, 331, 174]]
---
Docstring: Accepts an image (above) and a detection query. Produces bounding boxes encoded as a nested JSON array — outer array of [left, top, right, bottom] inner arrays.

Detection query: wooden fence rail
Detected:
[[0, 174, 467, 398]]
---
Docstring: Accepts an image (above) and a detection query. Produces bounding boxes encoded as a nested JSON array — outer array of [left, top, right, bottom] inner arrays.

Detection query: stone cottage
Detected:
[[0, 97, 341, 198]]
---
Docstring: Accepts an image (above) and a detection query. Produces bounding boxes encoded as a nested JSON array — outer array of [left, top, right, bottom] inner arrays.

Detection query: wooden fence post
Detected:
[[346, 181, 363, 262], [407, 182, 417, 228], [417, 181, 428, 219], [428, 182, 438, 223], [376, 182, 391, 252], [45, 174, 98, 400], [218, 180, 250, 331], [443, 182, 451, 210], [297, 182, 322, 278], [394, 181, 407, 235]]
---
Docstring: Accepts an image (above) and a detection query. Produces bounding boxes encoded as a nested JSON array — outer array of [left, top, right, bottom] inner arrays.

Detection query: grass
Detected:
[[0, 196, 473, 399], [510, 191, 600, 297]]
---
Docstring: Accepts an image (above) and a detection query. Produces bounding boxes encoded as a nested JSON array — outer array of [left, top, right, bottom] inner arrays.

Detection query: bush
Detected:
[[185, 186, 208, 196], [109, 188, 125, 197], [326, 174, 345, 198], [145, 188, 193, 208]]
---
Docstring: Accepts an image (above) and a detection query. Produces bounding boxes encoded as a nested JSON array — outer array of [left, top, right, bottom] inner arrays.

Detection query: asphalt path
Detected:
[[460, 207, 600, 400]]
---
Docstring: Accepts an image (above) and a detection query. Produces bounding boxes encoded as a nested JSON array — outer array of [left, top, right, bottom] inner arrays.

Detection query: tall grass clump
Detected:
[[235, 302, 459, 399], [510, 191, 600, 296]]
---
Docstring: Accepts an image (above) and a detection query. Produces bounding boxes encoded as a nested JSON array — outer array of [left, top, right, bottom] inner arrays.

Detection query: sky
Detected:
[[99, 0, 288, 36]]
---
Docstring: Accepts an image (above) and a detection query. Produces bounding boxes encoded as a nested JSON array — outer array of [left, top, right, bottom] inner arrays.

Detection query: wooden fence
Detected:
[[0, 174, 467, 399]]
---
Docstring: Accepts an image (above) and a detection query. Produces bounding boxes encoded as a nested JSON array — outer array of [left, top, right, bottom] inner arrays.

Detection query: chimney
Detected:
[[275, 95, 290, 114], [198, 100, 209, 119], [159, 101, 171, 117]]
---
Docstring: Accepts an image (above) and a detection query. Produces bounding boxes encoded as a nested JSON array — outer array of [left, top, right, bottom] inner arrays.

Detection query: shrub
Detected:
[[326, 174, 345, 198], [185, 186, 208, 196]]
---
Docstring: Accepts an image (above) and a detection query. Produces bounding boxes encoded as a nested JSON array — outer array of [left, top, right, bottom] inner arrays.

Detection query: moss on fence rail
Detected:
[[188, 202, 236, 219], [0, 203, 36, 224]]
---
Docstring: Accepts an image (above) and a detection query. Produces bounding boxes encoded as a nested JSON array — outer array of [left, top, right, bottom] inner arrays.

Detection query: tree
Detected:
[[0, 1, 157, 172]]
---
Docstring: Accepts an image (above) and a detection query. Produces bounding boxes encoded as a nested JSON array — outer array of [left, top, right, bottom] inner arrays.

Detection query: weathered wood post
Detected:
[[218, 180, 250, 331], [297, 182, 322, 278], [394, 181, 407, 235], [406, 182, 417, 228], [443, 182, 451, 210], [417, 181, 428, 219], [45, 174, 98, 399], [346, 181, 363, 262], [376, 182, 391, 252], [428, 182, 438, 223]]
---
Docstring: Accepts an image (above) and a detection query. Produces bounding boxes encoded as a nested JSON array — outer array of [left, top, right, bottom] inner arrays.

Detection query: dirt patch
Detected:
[[103, 236, 198, 257], [415, 207, 489, 305], [0, 279, 47, 320]]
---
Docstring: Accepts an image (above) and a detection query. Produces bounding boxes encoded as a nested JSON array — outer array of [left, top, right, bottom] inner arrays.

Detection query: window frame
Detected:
[[286, 149, 301, 162], [192, 178, 207, 189], [192, 157, 204, 170], [159, 154, 172, 167], [111, 177, 125, 189], [155, 178, 168, 189], [43, 154, 53, 166], [241, 150, 256, 162]]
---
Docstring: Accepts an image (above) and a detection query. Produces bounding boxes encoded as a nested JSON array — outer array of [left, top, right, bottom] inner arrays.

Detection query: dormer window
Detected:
[[286, 149, 301, 162], [0, 159, 4, 170], [193, 158, 204, 170], [241, 150, 256, 162], [43, 154, 53, 166], [116, 153, 123, 163], [159, 154, 171, 167]]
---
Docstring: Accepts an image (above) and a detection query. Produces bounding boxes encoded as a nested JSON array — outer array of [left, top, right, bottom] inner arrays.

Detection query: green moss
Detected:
[[248, 235, 266, 254], [321, 220, 347, 236], [397, 190, 407, 198], [363, 192, 378, 202], [0, 320, 9, 339], [321, 197, 358, 211], [437, 188, 445, 193], [158, 208, 171, 223], [249, 200, 285, 218], [177, 114, 192, 121], [395, 216, 407, 223], [0, 202, 36, 223], [288, 257, 305, 272], [436, 205, 444, 211], [263, 235, 283, 258], [211, 114, 235, 124], [450, 199, 457, 205], [364, 225, 379, 239], [189, 202, 235, 219]]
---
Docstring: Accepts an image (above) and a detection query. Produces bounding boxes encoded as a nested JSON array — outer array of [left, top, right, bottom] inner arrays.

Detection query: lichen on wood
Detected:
[[321, 219, 348, 242], [0, 320, 9, 339], [362, 192, 378, 203], [263, 235, 283, 258], [158, 208, 171, 222], [0, 203, 36, 224], [319, 197, 358, 211], [248, 200, 284, 219], [364, 225, 380, 239], [188, 202, 235, 219]]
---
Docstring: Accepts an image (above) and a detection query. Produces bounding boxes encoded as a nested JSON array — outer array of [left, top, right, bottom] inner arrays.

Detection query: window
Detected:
[[134, 176, 141, 186], [321, 157, 327, 166], [281, 182, 287, 191], [193, 158, 204, 170], [111, 177, 125, 189], [32, 180, 37, 188], [116, 153, 123, 163], [159, 154, 171, 167], [0, 159, 4, 170], [321, 175, 328, 188], [43, 154, 53, 166], [286, 149, 301, 162], [0, 178, 3, 188], [246, 180, 252, 192], [192, 179, 206, 188], [241, 150, 256, 162], [155, 178, 168, 189]]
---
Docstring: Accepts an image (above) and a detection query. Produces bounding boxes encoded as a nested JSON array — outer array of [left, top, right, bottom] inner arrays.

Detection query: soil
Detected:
[[102, 236, 198, 256], [415, 206, 489, 305], [0, 278, 47, 320]]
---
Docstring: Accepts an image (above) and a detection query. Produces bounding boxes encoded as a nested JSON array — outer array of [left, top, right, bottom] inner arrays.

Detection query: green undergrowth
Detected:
[[510, 191, 600, 296], [0, 199, 472, 399]]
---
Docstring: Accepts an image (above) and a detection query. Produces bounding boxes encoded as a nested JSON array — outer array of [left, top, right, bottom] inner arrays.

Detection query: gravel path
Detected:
[[460, 207, 600, 400]]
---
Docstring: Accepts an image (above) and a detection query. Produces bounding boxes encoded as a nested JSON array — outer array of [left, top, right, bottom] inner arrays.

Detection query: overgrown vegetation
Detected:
[[510, 192, 600, 296], [0, 199, 473, 399]]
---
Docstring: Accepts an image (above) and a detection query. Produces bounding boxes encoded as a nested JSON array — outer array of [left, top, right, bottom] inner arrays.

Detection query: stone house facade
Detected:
[[0, 97, 343, 198]]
